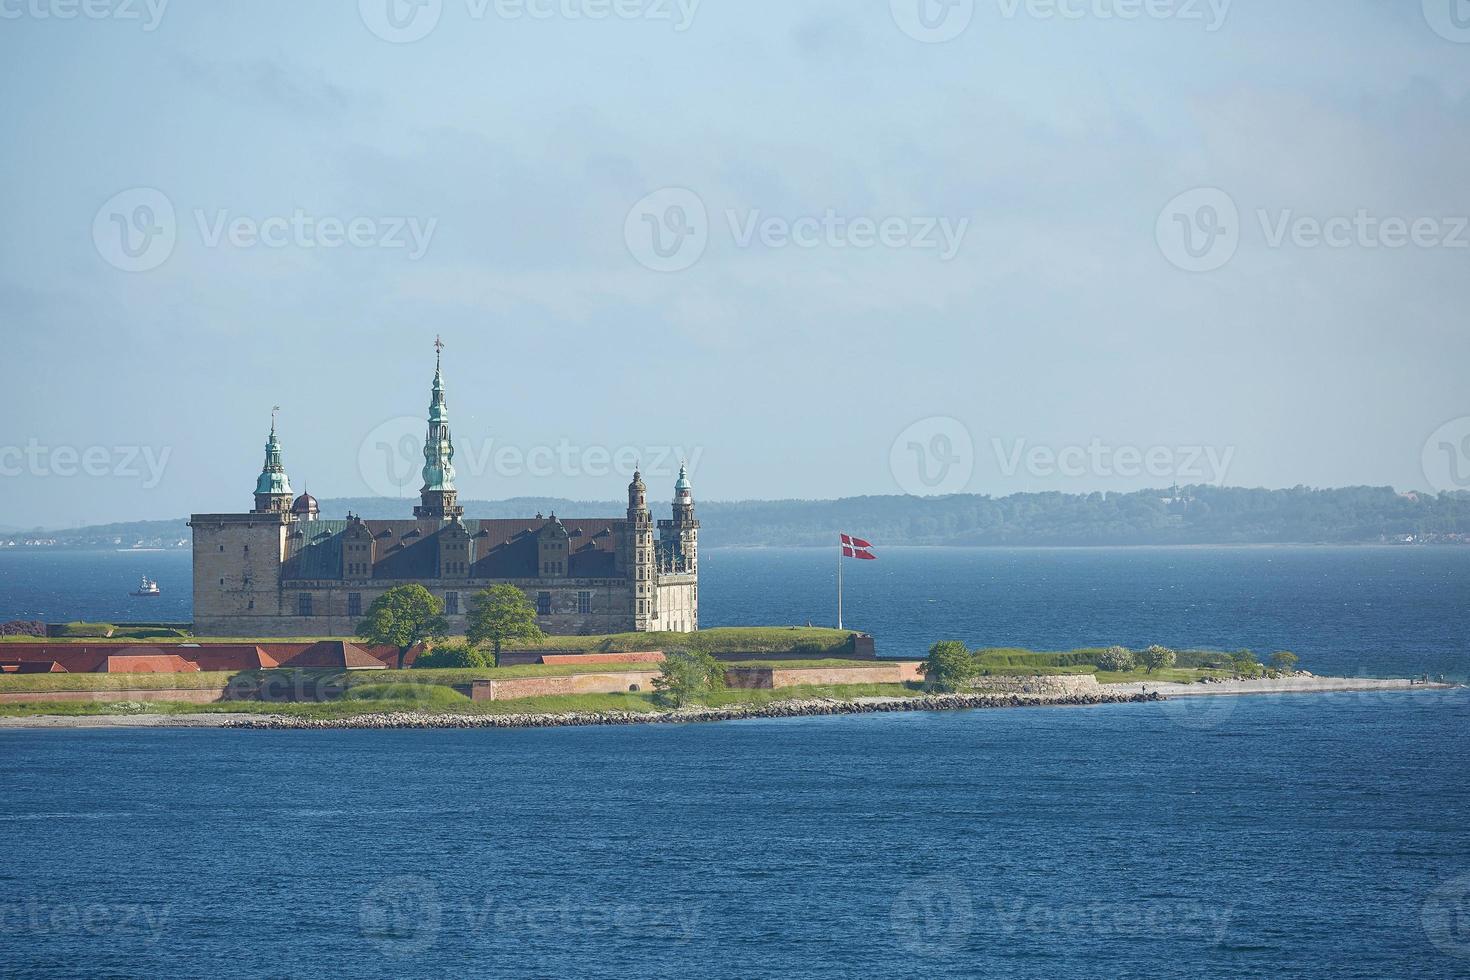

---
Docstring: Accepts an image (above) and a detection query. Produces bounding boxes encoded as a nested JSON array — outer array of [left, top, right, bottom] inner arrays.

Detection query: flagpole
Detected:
[[837, 533, 843, 631]]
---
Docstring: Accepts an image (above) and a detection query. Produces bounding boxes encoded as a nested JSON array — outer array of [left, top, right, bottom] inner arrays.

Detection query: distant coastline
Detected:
[[6, 485, 1468, 551]]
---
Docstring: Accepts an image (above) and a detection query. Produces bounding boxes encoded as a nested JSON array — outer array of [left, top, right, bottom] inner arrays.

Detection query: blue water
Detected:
[[2, 546, 1469, 977], [4, 546, 1464, 678], [2, 695, 1469, 977]]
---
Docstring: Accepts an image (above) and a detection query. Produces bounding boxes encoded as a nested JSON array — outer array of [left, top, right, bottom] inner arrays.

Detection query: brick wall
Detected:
[[724, 662, 925, 690], [463, 669, 663, 702]]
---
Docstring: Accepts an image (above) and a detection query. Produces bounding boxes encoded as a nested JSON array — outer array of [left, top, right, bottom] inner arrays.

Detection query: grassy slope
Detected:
[[3, 625, 854, 654], [0, 683, 925, 720], [0, 658, 892, 695]]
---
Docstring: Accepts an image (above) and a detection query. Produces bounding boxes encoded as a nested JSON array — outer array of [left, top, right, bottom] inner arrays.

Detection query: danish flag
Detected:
[[840, 534, 877, 560]]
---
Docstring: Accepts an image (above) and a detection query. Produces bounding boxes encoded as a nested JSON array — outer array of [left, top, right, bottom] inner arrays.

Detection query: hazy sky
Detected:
[[2, 0, 1468, 528]]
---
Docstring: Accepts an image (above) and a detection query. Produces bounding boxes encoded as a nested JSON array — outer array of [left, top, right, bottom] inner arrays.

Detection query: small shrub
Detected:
[[1270, 651, 1300, 673], [921, 641, 980, 693], [1094, 646, 1137, 671], [0, 620, 47, 637], [413, 643, 489, 670], [652, 649, 724, 708]]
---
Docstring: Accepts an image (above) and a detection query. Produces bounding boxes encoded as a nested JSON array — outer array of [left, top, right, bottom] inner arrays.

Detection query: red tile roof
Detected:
[[279, 640, 388, 670], [6, 660, 68, 674], [102, 654, 201, 674]]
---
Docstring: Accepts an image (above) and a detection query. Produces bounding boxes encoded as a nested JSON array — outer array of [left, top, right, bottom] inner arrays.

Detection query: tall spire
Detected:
[[415, 337, 463, 521], [253, 406, 293, 514]]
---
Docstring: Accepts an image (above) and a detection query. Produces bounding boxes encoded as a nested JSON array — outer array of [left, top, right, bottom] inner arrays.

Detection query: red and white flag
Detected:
[[840, 533, 877, 560]]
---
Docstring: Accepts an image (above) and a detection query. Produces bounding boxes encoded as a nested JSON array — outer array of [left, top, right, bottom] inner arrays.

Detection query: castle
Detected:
[[189, 343, 698, 637]]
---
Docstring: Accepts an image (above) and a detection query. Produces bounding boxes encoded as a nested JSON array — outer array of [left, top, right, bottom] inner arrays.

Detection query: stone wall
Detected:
[[969, 674, 1104, 696], [190, 514, 289, 632], [724, 662, 925, 690], [653, 576, 697, 632], [461, 670, 662, 702], [196, 577, 638, 637]]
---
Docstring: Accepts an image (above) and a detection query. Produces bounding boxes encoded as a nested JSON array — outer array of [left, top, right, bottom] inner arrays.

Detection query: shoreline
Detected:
[[0, 677, 1457, 731]]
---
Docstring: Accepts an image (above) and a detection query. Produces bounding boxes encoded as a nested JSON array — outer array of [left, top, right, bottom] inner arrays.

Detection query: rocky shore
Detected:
[[222, 689, 1162, 731]]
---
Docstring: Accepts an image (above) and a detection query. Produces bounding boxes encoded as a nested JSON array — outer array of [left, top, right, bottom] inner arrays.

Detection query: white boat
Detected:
[[130, 576, 162, 597]]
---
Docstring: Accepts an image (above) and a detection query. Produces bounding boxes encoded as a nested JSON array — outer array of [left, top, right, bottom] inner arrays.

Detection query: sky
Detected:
[[1, 0, 1468, 528]]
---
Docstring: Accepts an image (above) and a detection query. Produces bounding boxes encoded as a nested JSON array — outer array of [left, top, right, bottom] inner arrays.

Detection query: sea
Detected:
[[1, 546, 1468, 978]]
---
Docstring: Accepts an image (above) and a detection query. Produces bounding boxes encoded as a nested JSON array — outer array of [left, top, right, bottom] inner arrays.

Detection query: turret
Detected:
[[624, 470, 655, 628], [252, 408, 293, 514], [414, 336, 464, 522], [659, 460, 699, 573], [291, 491, 319, 522]]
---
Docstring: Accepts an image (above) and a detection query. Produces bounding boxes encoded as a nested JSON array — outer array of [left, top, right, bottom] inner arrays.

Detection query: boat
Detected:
[[130, 576, 162, 597]]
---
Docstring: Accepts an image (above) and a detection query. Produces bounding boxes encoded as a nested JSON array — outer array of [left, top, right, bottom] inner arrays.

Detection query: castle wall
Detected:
[[652, 574, 698, 633], [190, 515, 289, 635], [194, 575, 637, 638]]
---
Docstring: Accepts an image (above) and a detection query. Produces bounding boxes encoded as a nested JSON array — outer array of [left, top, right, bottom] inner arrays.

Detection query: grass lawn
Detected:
[[2, 624, 856, 656], [0, 680, 927, 721], [0, 657, 892, 697]]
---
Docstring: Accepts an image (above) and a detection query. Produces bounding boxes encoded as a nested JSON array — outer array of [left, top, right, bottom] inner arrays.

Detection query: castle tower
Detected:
[[414, 336, 464, 522], [625, 469, 655, 629], [672, 461, 698, 572], [252, 408, 293, 514], [658, 460, 700, 573]]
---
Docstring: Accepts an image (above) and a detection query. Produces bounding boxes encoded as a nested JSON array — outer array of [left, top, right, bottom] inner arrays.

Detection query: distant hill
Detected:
[[10, 486, 1470, 550]]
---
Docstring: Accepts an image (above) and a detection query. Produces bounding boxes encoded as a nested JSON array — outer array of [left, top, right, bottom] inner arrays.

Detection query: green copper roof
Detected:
[[421, 346, 456, 491], [675, 461, 691, 493], [255, 418, 292, 496]]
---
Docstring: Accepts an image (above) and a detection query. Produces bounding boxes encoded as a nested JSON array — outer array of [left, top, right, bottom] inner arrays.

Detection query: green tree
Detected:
[[1094, 646, 1137, 672], [1138, 645, 1178, 674], [1232, 649, 1264, 678], [651, 649, 725, 708], [1270, 651, 1300, 674], [465, 584, 545, 666], [920, 640, 980, 693], [414, 643, 489, 670], [356, 584, 449, 669]]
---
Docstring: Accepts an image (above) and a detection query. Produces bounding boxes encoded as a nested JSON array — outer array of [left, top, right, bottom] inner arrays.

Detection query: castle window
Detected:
[[347, 593, 362, 618], [578, 591, 591, 614], [445, 592, 459, 615], [537, 592, 551, 616], [219, 545, 225, 552], [247, 600, 254, 610], [297, 593, 313, 617]]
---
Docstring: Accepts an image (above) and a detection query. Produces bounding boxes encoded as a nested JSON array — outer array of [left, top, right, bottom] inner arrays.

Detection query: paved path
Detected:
[[1109, 676, 1459, 698]]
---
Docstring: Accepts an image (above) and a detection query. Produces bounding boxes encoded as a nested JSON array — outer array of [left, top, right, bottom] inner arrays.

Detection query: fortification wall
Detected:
[[970, 674, 1104, 696], [724, 662, 925, 690], [462, 670, 661, 702]]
